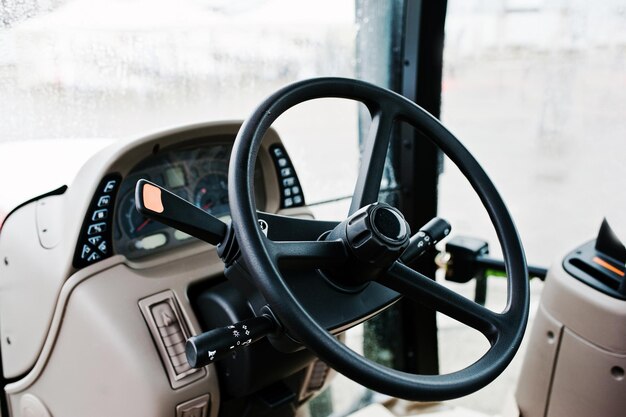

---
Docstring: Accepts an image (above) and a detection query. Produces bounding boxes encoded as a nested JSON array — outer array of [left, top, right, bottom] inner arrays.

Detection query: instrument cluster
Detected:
[[113, 142, 266, 260]]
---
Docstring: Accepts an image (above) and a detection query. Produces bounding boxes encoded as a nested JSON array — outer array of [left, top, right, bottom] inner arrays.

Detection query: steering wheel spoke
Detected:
[[349, 106, 397, 215], [266, 239, 349, 269], [250, 212, 348, 269], [380, 262, 503, 341], [256, 211, 338, 241]]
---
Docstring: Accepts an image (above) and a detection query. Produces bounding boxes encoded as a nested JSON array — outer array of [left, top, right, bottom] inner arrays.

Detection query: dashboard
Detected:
[[69, 130, 307, 268], [113, 140, 266, 260], [0, 122, 335, 417]]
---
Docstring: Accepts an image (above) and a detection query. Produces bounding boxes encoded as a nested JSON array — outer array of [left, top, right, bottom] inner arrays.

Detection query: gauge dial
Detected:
[[119, 189, 189, 238], [113, 143, 264, 260], [194, 173, 229, 218]]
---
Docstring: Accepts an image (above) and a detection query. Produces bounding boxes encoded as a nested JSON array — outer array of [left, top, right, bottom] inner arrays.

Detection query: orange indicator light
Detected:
[[592, 256, 625, 277]]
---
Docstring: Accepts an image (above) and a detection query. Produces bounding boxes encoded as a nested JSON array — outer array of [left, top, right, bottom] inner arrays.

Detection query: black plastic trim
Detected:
[[72, 174, 122, 269], [0, 185, 68, 232], [268, 144, 306, 209], [563, 240, 626, 300]]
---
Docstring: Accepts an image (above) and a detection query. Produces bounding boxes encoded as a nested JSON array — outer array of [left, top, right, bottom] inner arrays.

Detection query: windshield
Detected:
[[0, 0, 356, 140], [438, 0, 626, 413], [0, 2, 400, 414], [1, 0, 394, 221]]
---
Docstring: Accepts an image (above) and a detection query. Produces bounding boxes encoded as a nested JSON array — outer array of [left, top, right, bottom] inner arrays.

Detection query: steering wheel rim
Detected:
[[229, 77, 529, 401]]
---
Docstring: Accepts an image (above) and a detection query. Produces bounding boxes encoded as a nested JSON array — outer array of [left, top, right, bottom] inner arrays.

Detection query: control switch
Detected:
[[151, 302, 192, 375], [139, 292, 205, 389], [176, 394, 210, 417], [72, 173, 120, 269], [269, 144, 306, 209]]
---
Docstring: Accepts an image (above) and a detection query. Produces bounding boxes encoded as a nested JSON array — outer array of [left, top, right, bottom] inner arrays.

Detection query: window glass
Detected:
[[0, 0, 365, 214], [0, 0, 356, 140], [0, 1, 400, 414], [439, 0, 626, 413], [440, 0, 626, 265]]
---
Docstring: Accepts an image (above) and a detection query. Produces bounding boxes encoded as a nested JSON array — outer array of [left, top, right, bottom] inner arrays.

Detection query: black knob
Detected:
[[344, 203, 411, 267]]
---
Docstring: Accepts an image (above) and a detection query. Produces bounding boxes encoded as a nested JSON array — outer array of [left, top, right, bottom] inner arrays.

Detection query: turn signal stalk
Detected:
[[185, 315, 277, 368], [401, 217, 451, 264], [135, 179, 227, 245]]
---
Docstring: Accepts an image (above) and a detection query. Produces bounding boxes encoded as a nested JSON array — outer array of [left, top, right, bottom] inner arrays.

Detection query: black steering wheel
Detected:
[[228, 77, 529, 401]]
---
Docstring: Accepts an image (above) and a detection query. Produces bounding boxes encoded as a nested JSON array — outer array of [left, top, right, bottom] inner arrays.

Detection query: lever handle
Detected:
[[185, 315, 276, 368], [401, 217, 451, 264], [135, 179, 228, 246]]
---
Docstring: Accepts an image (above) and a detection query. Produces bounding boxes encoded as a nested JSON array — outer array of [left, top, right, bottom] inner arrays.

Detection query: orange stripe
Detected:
[[592, 256, 625, 277]]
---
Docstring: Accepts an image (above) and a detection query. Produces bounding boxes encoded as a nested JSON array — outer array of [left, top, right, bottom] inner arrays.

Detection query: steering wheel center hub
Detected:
[[342, 203, 410, 257], [371, 205, 409, 243], [325, 203, 411, 284]]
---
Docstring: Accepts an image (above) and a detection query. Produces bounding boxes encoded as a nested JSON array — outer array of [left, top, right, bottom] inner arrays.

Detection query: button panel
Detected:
[[269, 144, 305, 209], [97, 195, 111, 207], [92, 209, 108, 221], [72, 174, 121, 269], [139, 292, 205, 390]]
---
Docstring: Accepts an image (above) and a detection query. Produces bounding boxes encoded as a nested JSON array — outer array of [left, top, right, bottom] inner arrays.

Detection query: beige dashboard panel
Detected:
[[0, 200, 70, 378], [515, 305, 563, 417], [1, 120, 311, 417], [36, 196, 64, 249], [7, 249, 223, 417], [515, 254, 626, 417], [540, 256, 626, 355], [0, 121, 286, 379], [546, 328, 626, 417]]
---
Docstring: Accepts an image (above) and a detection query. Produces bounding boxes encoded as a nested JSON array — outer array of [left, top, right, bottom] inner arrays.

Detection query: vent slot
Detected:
[[569, 258, 622, 291]]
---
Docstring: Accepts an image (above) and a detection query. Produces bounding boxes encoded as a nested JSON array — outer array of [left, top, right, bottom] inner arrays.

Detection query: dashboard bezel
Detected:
[[69, 122, 287, 268], [112, 138, 268, 260]]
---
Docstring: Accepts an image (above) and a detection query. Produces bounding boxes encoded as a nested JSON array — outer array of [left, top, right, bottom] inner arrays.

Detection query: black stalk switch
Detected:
[[135, 179, 227, 246], [186, 315, 276, 368], [401, 217, 451, 264]]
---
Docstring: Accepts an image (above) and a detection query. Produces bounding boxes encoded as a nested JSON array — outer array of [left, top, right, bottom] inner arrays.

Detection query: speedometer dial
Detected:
[[120, 192, 159, 238], [119, 188, 189, 238], [193, 172, 229, 219], [113, 142, 264, 260]]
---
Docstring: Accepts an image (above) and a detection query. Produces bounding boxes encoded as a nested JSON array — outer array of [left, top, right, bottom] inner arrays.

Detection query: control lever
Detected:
[[400, 217, 451, 264], [185, 315, 277, 368], [135, 179, 228, 245]]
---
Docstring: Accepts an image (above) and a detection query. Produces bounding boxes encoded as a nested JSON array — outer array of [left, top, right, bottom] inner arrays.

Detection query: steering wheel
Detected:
[[228, 77, 529, 401]]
